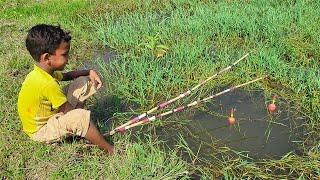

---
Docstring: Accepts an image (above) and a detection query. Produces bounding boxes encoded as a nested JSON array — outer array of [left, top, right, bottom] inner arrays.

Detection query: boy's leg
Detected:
[[65, 77, 114, 153], [85, 121, 114, 155], [31, 109, 113, 154]]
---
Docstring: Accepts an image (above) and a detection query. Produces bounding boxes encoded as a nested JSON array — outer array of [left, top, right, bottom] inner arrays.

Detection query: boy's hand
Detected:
[[89, 70, 102, 89]]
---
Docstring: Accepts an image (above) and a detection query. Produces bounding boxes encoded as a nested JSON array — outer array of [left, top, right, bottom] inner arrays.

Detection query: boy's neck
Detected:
[[36, 62, 54, 75]]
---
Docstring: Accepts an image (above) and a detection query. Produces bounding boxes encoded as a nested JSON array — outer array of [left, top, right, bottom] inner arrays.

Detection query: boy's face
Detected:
[[49, 41, 70, 71]]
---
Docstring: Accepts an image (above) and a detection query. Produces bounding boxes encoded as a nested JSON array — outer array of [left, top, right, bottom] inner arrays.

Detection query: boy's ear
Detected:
[[40, 53, 51, 64]]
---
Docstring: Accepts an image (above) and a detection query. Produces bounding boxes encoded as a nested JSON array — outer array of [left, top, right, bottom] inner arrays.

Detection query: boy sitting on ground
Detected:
[[18, 24, 114, 154]]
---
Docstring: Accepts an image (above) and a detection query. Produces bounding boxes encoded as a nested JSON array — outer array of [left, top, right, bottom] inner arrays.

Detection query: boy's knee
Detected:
[[67, 77, 97, 108]]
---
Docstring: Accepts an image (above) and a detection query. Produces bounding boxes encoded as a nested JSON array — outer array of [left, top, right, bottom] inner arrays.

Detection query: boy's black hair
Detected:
[[26, 24, 71, 61]]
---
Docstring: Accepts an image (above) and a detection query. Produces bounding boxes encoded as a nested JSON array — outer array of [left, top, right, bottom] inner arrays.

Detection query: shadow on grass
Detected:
[[90, 95, 126, 126]]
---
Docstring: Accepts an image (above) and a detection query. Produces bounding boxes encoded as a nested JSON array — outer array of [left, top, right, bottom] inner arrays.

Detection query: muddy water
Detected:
[[157, 89, 304, 159]]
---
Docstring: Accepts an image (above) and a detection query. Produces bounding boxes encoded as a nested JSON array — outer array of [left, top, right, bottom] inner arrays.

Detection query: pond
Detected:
[[89, 50, 304, 160], [156, 89, 304, 159]]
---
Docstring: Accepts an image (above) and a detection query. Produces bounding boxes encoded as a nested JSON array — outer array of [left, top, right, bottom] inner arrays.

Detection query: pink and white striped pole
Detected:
[[106, 76, 265, 136], [108, 53, 250, 136]]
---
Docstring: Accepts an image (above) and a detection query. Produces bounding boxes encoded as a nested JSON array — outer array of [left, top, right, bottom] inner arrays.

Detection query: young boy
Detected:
[[18, 24, 114, 154]]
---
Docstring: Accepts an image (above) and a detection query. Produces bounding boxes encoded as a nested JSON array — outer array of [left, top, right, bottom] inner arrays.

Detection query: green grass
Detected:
[[1, 0, 319, 179], [89, 0, 320, 178], [0, 0, 194, 179]]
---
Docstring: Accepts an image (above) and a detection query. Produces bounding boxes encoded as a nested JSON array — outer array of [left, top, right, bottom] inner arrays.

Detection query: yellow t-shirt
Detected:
[[18, 65, 67, 137]]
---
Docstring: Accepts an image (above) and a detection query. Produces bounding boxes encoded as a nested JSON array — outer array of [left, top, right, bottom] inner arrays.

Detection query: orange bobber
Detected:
[[268, 96, 277, 113], [227, 108, 236, 126]]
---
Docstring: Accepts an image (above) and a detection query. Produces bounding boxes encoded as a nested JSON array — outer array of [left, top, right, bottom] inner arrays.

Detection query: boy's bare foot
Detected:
[[85, 121, 114, 155]]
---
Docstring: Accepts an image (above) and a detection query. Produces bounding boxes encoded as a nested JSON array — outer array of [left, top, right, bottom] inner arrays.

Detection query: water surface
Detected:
[[157, 89, 303, 159]]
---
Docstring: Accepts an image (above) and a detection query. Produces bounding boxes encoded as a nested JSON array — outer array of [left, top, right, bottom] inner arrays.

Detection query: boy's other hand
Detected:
[[89, 70, 102, 89]]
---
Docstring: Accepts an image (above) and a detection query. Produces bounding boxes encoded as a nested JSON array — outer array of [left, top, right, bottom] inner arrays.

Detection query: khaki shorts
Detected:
[[31, 76, 97, 143]]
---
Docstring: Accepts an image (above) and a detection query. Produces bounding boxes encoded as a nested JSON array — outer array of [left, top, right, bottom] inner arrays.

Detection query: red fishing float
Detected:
[[227, 108, 236, 126], [268, 95, 277, 113]]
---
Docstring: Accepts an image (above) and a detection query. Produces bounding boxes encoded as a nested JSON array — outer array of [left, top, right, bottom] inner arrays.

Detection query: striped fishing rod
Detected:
[[106, 76, 265, 136], [108, 53, 250, 135]]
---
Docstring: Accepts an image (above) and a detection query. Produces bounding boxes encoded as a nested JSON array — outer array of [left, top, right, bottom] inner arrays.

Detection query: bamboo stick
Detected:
[[106, 76, 265, 136], [108, 53, 250, 135]]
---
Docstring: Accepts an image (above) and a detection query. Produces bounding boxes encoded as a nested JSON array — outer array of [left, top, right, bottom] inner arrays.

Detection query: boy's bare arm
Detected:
[[58, 102, 74, 114], [62, 70, 103, 89], [62, 70, 90, 81]]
